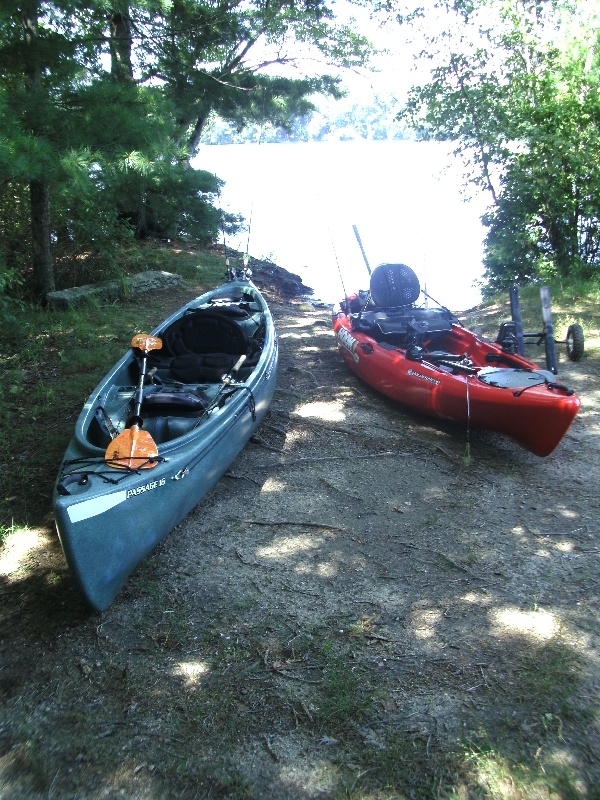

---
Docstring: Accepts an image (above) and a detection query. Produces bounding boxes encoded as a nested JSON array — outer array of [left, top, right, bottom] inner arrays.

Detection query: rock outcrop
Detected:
[[46, 271, 183, 310]]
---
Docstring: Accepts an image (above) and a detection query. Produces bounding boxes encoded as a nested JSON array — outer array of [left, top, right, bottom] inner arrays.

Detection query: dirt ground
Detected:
[[1, 279, 599, 799]]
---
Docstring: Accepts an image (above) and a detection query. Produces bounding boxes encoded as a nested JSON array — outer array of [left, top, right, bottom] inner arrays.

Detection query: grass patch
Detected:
[[518, 640, 581, 715], [328, 730, 459, 799], [457, 733, 598, 800], [122, 240, 227, 283], [316, 641, 374, 731]]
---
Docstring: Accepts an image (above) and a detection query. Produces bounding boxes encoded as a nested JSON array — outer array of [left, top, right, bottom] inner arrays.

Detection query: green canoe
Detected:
[[52, 271, 278, 611]]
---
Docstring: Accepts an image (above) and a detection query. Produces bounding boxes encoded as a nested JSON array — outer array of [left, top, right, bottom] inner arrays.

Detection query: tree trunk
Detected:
[[21, 3, 55, 302], [30, 179, 54, 300], [187, 115, 209, 163], [110, 8, 134, 82]]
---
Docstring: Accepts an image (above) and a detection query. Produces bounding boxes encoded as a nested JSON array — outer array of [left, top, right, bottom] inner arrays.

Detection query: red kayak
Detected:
[[332, 263, 580, 457]]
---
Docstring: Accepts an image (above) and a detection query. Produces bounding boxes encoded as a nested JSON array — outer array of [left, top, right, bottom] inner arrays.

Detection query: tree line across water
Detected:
[[2, 1, 599, 314]]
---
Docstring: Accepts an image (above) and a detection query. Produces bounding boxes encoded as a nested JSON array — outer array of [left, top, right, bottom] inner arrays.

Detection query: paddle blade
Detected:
[[131, 334, 162, 354], [105, 424, 159, 470]]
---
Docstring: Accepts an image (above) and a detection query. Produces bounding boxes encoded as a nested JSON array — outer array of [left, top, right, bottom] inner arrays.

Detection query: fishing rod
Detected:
[[328, 228, 348, 301], [216, 175, 234, 280], [421, 287, 461, 324], [349, 224, 373, 317], [352, 224, 371, 276], [243, 205, 254, 269]]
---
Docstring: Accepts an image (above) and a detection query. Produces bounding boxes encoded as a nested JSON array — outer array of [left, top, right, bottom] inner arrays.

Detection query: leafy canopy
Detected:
[[0, 0, 375, 303], [394, 0, 600, 294]]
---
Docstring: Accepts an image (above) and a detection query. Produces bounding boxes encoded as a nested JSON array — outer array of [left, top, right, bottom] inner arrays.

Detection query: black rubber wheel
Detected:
[[566, 323, 585, 361]]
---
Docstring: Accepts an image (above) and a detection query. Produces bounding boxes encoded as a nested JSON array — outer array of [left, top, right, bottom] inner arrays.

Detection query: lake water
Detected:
[[193, 140, 490, 311]]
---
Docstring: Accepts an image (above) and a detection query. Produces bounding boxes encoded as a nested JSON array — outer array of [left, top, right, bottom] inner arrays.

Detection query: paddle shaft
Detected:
[[127, 335, 162, 426], [104, 334, 163, 469], [205, 354, 248, 417], [129, 351, 150, 426]]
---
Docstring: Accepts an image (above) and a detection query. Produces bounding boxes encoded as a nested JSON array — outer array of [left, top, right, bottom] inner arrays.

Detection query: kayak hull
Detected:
[[53, 278, 277, 611], [332, 310, 580, 457]]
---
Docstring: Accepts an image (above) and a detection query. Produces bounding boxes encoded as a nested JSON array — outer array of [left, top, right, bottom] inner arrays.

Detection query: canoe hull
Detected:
[[53, 279, 277, 611], [333, 312, 580, 457]]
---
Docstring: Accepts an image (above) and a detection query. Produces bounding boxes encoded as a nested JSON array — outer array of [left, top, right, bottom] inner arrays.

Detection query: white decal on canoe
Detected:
[[407, 368, 441, 386], [67, 477, 167, 523], [337, 328, 360, 363], [126, 478, 166, 498], [67, 491, 127, 523]]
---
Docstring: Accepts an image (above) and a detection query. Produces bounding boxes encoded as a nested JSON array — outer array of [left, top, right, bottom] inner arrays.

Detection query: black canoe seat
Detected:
[[141, 415, 199, 444], [162, 305, 250, 357], [141, 387, 209, 416], [149, 305, 262, 383]]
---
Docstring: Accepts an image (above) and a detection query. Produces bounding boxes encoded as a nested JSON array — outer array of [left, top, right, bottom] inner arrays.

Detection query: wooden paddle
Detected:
[[105, 334, 163, 470]]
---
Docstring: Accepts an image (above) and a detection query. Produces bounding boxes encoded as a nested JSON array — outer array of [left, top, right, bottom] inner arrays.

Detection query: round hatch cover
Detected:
[[477, 367, 554, 389]]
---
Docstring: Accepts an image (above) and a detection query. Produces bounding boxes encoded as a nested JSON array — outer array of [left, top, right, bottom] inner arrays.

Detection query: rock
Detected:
[[46, 271, 183, 310], [246, 256, 313, 301]]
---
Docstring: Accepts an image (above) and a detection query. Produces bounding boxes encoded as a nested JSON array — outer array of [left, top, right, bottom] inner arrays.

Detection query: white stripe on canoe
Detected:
[[67, 491, 128, 523]]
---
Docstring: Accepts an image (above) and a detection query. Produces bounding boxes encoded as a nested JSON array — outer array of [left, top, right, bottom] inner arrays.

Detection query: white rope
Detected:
[[464, 375, 472, 466]]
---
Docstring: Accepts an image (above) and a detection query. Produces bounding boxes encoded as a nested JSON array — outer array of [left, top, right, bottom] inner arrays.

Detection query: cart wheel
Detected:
[[566, 324, 584, 361]]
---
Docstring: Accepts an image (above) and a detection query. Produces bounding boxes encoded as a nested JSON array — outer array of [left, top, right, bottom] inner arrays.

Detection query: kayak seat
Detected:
[[352, 263, 453, 345], [141, 387, 209, 416], [161, 306, 250, 357], [369, 263, 421, 308], [352, 308, 453, 345], [150, 306, 261, 382], [141, 415, 199, 444]]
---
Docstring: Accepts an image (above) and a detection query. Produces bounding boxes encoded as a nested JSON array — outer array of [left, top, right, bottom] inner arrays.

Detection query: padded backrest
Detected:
[[161, 307, 249, 357], [369, 263, 421, 308]]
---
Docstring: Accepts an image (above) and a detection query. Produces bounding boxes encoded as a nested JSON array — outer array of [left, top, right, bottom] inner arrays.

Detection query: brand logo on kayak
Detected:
[[127, 478, 166, 499], [407, 368, 441, 386], [337, 328, 359, 362]]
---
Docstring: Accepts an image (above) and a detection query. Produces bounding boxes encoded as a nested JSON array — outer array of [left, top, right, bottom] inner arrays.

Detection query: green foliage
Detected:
[[0, 1, 375, 303], [138, 0, 372, 155], [399, 0, 600, 289], [315, 641, 373, 729], [203, 93, 411, 143]]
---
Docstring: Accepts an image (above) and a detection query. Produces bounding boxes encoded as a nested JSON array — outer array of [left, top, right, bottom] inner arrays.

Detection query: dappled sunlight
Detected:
[[257, 534, 321, 560], [555, 540, 575, 553], [282, 428, 311, 451], [315, 562, 338, 578], [278, 317, 320, 335], [460, 591, 493, 606], [299, 345, 328, 356], [462, 738, 590, 800], [490, 606, 559, 641], [277, 757, 339, 798], [278, 318, 318, 331], [410, 607, 443, 639], [0, 527, 47, 579], [294, 399, 346, 423], [279, 330, 316, 341], [261, 477, 288, 493], [463, 750, 538, 800], [579, 404, 600, 434], [174, 660, 210, 687], [294, 559, 341, 578], [553, 505, 579, 520]]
